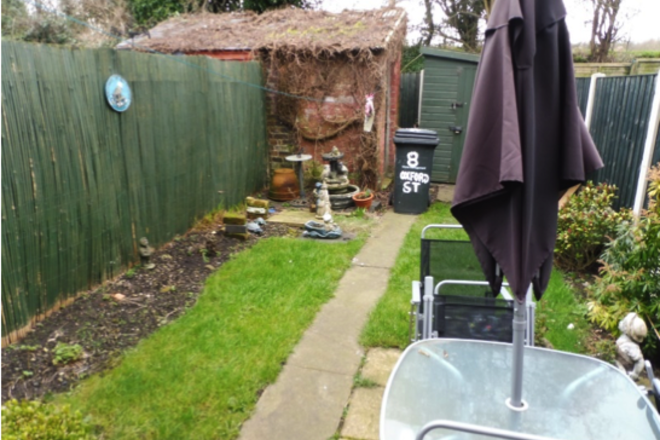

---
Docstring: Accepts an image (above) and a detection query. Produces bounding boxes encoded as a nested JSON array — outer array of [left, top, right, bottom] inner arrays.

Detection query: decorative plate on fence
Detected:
[[104, 75, 132, 112]]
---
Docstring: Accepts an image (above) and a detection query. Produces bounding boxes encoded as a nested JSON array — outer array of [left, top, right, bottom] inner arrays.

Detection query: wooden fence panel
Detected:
[[589, 74, 657, 209], [575, 77, 591, 117], [1, 42, 268, 341], [399, 72, 420, 128]]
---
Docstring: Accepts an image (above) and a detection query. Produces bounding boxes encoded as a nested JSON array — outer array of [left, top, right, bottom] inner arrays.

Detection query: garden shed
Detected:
[[119, 7, 407, 187], [419, 48, 479, 183]]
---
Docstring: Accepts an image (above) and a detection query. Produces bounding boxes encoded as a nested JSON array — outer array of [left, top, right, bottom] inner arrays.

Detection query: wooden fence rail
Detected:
[[1, 41, 268, 344]]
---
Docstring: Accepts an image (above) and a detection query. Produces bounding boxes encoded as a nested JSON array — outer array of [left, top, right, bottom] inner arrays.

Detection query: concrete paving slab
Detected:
[[268, 209, 315, 227], [239, 365, 353, 440], [352, 213, 417, 268], [332, 266, 391, 308], [362, 348, 402, 387], [286, 328, 364, 376], [436, 184, 455, 203], [341, 387, 384, 440]]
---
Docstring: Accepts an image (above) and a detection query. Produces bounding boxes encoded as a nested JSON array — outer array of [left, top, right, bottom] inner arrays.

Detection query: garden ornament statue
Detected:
[[320, 147, 350, 190], [138, 237, 155, 270], [364, 93, 375, 132], [615, 312, 648, 380], [316, 181, 333, 220], [302, 214, 342, 240], [246, 221, 263, 235]]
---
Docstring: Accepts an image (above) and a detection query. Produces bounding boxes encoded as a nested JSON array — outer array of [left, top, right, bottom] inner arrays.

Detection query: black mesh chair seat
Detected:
[[412, 227, 515, 343]]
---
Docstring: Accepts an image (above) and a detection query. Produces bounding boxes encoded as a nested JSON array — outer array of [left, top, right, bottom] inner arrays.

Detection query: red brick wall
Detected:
[[262, 61, 374, 179], [232, 52, 402, 186]]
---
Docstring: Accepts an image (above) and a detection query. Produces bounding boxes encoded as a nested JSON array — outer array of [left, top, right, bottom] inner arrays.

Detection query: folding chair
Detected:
[[410, 224, 535, 345]]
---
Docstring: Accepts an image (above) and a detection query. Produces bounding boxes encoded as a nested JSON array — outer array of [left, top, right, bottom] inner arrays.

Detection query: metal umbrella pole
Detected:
[[508, 298, 527, 409]]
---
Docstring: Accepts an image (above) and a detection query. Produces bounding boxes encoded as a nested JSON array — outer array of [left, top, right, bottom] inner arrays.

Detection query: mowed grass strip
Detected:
[[361, 202, 591, 353], [62, 236, 364, 440]]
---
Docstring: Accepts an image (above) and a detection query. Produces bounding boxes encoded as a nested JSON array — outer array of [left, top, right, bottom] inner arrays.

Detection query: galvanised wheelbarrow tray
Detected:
[[380, 338, 660, 440]]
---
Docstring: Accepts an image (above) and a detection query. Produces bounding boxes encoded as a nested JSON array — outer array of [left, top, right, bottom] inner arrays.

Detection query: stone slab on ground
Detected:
[[436, 184, 455, 203], [268, 209, 315, 227], [239, 365, 354, 440], [341, 387, 384, 440], [361, 348, 402, 387], [351, 214, 417, 268]]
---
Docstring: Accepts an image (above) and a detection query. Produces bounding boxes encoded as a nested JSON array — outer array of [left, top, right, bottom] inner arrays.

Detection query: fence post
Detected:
[[632, 70, 660, 217], [584, 73, 605, 130]]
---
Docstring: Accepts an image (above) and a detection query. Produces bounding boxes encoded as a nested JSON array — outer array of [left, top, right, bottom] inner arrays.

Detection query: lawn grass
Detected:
[[534, 271, 591, 352], [60, 236, 364, 440], [361, 202, 593, 354]]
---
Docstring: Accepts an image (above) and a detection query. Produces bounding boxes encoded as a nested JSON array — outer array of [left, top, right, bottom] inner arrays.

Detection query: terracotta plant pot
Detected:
[[269, 168, 299, 201], [352, 191, 374, 209]]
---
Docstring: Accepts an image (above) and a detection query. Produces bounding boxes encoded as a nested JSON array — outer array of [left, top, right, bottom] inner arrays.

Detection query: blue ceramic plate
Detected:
[[104, 75, 131, 112]]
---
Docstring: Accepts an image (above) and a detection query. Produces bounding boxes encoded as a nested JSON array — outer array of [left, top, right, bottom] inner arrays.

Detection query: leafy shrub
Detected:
[[2, 399, 95, 440], [52, 342, 83, 366], [402, 44, 424, 72], [555, 182, 631, 273], [632, 50, 660, 59], [587, 165, 660, 361], [22, 14, 77, 45]]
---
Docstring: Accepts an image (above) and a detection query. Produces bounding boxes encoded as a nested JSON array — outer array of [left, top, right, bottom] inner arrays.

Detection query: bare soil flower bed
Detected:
[[2, 220, 295, 403]]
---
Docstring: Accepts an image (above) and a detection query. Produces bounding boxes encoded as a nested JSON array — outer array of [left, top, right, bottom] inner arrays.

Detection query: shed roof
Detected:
[[421, 47, 480, 63], [118, 7, 407, 54]]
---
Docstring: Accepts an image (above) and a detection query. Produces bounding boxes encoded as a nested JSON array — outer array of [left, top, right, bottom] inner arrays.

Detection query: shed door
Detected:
[[420, 59, 476, 183]]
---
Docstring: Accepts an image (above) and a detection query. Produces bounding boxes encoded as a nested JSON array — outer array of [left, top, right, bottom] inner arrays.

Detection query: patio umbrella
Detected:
[[452, 0, 603, 302], [451, 0, 603, 407]]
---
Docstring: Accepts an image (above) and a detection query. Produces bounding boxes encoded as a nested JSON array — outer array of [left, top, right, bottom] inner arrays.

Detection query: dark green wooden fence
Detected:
[[399, 72, 420, 128], [589, 74, 657, 209], [2, 41, 268, 340], [575, 77, 591, 116]]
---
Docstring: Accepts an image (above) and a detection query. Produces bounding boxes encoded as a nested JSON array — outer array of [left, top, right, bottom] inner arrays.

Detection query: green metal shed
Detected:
[[419, 48, 479, 183]]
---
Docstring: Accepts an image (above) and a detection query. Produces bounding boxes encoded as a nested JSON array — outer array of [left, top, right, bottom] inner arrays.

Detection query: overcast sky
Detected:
[[320, 0, 660, 45]]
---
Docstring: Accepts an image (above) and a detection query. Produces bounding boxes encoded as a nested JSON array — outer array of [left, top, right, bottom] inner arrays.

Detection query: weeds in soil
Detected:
[[52, 343, 83, 366], [353, 373, 378, 389], [61, 236, 364, 440], [593, 339, 618, 363], [335, 211, 377, 235]]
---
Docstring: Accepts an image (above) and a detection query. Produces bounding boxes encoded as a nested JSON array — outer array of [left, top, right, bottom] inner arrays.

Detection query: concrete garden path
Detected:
[[238, 211, 416, 440]]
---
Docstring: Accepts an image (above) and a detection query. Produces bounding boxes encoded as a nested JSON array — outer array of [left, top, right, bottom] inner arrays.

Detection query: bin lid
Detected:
[[393, 128, 439, 147]]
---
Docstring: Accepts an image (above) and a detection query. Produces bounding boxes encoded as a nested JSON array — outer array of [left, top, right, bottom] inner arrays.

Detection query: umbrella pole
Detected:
[[510, 296, 527, 409]]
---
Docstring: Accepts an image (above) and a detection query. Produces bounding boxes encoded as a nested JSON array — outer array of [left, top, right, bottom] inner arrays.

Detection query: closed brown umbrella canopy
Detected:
[[451, 0, 603, 302]]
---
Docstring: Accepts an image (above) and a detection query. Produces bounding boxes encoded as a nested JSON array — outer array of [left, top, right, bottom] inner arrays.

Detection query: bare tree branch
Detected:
[[587, 0, 622, 62], [419, 0, 487, 52]]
